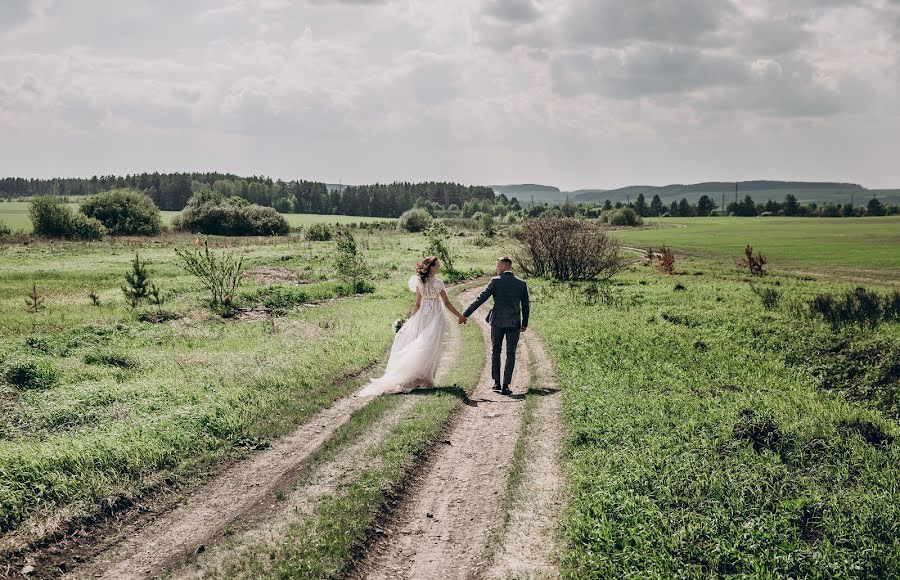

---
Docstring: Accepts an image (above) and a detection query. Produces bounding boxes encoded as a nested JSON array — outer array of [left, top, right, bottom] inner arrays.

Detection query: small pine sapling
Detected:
[[149, 283, 165, 314], [122, 253, 152, 308], [88, 288, 101, 307], [25, 283, 45, 313], [738, 245, 767, 276]]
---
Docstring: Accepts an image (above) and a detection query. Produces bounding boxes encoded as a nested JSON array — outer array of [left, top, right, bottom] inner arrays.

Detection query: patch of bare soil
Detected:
[[352, 286, 544, 580], [243, 266, 311, 286], [486, 333, 566, 579]]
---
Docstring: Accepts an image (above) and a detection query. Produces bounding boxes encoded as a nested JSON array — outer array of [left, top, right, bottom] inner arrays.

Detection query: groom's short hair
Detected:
[[498, 256, 513, 268]]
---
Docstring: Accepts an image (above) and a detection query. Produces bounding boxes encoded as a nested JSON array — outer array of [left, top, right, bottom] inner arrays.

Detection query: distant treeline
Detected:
[[0, 174, 496, 217], [586, 192, 899, 218]]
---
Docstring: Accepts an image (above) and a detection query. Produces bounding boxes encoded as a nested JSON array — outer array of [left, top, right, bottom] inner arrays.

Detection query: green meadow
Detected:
[[612, 216, 900, 280]]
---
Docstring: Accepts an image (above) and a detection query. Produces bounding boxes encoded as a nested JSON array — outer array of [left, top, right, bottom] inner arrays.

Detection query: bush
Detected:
[[751, 284, 781, 310], [425, 222, 454, 271], [2, 355, 58, 390], [656, 246, 676, 275], [30, 196, 105, 240], [738, 245, 767, 276], [608, 207, 643, 227], [305, 222, 333, 241], [173, 192, 289, 236], [516, 216, 627, 281], [335, 230, 372, 286], [175, 241, 246, 306], [398, 208, 433, 232], [79, 188, 163, 236], [810, 287, 900, 329], [0, 220, 11, 236]]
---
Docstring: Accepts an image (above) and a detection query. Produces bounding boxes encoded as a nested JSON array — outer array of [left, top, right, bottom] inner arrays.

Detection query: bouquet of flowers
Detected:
[[392, 318, 406, 333]]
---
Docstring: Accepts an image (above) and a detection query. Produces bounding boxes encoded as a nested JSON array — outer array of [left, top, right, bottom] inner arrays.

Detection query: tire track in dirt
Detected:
[[352, 286, 552, 580], [486, 333, 565, 579], [67, 306, 465, 580]]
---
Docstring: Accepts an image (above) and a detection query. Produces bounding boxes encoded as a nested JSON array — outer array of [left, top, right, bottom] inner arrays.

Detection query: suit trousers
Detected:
[[490, 325, 521, 387]]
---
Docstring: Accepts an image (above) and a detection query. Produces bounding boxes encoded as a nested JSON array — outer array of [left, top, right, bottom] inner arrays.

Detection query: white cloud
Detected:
[[0, 0, 898, 188]]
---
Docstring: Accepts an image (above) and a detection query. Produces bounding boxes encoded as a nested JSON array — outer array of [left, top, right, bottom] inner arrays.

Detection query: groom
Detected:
[[462, 257, 530, 396]]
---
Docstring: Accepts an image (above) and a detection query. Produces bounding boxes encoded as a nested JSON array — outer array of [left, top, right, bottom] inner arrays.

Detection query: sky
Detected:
[[1, 0, 899, 190]]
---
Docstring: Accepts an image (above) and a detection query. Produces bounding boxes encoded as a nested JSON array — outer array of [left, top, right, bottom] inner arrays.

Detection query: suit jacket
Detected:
[[464, 271, 529, 328]]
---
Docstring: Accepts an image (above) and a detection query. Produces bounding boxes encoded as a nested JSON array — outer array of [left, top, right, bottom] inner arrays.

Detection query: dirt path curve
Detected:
[[353, 286, 551, 580], [68, 308, 465, 580]]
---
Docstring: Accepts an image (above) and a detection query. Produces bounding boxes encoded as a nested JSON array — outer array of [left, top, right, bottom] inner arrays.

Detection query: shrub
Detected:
[[25, 283, 44, 313], [305, 222, 333, 241], [0, 220, 10, 236], [656, 246, 676, 275], [2, 356, 58, 390], [516, 216, 627, 281], [174, 193, 289, 236], [30, 196, 105, 240], [175, 241, 246, 306], [425, 222, 454, 271], [79, 188, 163, 236], [398, 208, 433, 232], [335, 230, 372, 286], [751, 284, 781, 310], [479, 213, 496, 237], [810, 287, 900, 329], [608, 207, 643, 227], [738, 245, 767, 276]]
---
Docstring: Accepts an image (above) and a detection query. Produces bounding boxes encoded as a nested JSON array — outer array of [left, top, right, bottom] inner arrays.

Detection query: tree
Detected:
[[650, 194, 663, 217], [669, 201, 678, 215], [867, 197, 886, 216], [122, 253, 152, 308], [783, 194, 800, 216], [603, 200, 613, 211], [80, 188, 163, 236], [677, 198, 694, 217], [696, 195, 716, 216], [634, 194, 648, 217]]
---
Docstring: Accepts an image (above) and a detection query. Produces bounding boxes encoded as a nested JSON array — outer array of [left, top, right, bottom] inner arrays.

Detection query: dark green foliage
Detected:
[[83, 350, 138, 369], [174, 191, 289, 236], [838, 419, 894, 446], [0, 220, 10, 236], [29, 196, 105, 240], [608, 206, 642, 226], [810, 287, 900, 329], [175, 241, 246, 306], [3, 355, 58, 390], [242, 281, 373, 314], [733, 409, 791, 455], [398, 208, 433, 232], [304, 222, 333, 241], [79, 188, 163, 236], [122, 253, 152, 308], [751, 284, 781, 310]]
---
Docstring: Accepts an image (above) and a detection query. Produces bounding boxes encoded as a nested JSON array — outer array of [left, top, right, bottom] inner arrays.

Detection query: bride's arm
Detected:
[[440, 290, 466, 323]]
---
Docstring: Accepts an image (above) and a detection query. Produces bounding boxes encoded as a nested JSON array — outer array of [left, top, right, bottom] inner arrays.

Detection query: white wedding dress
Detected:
[[358, 275, 446, 397]]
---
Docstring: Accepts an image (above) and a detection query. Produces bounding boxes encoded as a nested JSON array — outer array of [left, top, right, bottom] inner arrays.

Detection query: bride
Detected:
[[358, 256, 466, 397]]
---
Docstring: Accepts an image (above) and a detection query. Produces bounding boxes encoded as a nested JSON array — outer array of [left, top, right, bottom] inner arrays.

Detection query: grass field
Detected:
[[0, 228, 496, 552], [2, 215, 898, 577], [532, 258, 900, 577], [612, 216, 900, 280], [0, 201, 395, 233]]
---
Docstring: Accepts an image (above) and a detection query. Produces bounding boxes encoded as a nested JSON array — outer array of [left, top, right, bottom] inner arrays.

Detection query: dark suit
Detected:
[[463, 271, 530, 387]]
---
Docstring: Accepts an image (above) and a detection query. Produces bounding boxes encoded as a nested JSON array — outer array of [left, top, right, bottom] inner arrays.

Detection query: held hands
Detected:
[[521, 326, 527, 332], [458, 315, 467, 325]]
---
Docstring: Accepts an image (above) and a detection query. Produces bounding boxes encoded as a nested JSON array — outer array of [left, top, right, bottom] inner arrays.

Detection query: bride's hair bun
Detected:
[[416, 256, 439, 283]]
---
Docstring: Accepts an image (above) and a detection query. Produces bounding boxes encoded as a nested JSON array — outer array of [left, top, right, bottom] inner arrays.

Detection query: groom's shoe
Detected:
[[492, 383, 502, 393], [501, 385, 513, 396]]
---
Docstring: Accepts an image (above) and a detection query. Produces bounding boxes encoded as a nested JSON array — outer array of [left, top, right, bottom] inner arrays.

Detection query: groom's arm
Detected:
[[521, 282, 530, 329], [463, 279, 494, 318]]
